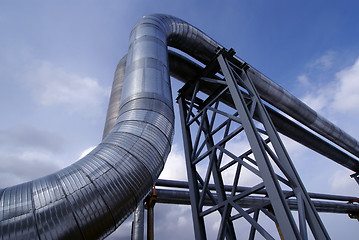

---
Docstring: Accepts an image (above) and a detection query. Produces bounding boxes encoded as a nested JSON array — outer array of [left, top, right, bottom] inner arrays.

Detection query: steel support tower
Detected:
[[177, 48, 330, 239]]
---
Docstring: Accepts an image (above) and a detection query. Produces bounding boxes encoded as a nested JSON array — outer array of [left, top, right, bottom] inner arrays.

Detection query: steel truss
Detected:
[[177, 49, 330, 239]]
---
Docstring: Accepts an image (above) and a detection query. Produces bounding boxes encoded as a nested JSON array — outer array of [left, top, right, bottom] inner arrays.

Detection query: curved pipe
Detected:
[[106, 51, 359, 172], [104, 15, 359, 160], [0, 14, 358, 239]]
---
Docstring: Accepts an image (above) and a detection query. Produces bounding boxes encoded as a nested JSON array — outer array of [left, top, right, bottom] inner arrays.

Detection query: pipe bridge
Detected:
[[1, 14, 358, 240]]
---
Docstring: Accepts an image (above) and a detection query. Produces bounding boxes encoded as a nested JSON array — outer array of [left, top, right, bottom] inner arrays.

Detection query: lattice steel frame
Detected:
[[177, 49, 330, 239]]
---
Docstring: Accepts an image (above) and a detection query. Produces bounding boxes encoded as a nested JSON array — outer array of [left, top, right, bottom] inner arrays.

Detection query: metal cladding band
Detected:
[[0, 13, 358, 240], [102, 55, 127, 139]]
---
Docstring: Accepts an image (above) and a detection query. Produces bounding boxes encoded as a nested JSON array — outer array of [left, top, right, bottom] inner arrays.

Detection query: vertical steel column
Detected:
[[132, 203, 145, 240], [218, 54, 299, 239], [217, 50, 330, 239], [147, 208, 154, 240], [178, 95, 207, 240], [145, 187, 157, 240]]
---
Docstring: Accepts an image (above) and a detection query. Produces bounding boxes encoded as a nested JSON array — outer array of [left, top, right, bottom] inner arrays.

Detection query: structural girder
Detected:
[[177, 49, 330, 239]]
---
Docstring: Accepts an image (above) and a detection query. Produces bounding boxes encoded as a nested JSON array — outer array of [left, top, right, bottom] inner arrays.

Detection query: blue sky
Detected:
[[1, 0, 359, 239]]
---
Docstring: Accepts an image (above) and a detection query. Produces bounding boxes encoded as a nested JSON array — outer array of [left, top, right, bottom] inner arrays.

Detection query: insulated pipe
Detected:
[[0, 14, 358, 240], [1, 14, 177, 239], [131, 203, 144, 240], [155, 179, 358, 202], [167, 51, 359, 172], [104, 15, 359, 160], [102, 55, 127, 139], [154, 189, 359, 215], [104, 51, 359, 172], [136, 14, 359, 158]]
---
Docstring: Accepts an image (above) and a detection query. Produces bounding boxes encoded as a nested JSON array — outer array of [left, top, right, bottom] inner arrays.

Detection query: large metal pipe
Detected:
[[156, 179, 358, 202], [167, 51, 359, 172], [149, 14, 359, 159], [104, 51, 359, 173], [1, 14, 358, 240], [154, 189, 359, 215], [131, 203, 144, 240]]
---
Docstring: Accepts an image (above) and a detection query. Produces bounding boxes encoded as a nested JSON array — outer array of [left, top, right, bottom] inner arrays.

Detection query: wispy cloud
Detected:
[[332, 58, 359, 112], [308, 50, 336, 70], [329, 168, 358, 195], [23, 60, 109, 115], [0, 125, 65, 187], [297, 74, 310, 86], [298, 54, 359, 117], [0, 125, 64, 152], [159, 144, 188, 181], [290, 53, 359, 197], [79, 145, 96, 159], [0, 150, 61, 187]]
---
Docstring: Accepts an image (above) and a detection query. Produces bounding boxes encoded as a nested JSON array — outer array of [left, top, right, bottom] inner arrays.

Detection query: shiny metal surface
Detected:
[[154, 188, 359, 214], [1, 13, 359, 239], [103, 55, 127, 139], [167, 51, 359, 171], [132, 203, 144, 240]]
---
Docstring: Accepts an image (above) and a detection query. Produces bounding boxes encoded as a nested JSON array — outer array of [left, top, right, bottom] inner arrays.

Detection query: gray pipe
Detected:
[[131, 203, 144, 240], [155, 179, 358, 202], [1, 14, 177, 240], [102, 55, 127, 139], [1, 14, 358, 240], [154, 189, 359, 215], [167, 50, 359, 172], [105, 51, 359, 172]]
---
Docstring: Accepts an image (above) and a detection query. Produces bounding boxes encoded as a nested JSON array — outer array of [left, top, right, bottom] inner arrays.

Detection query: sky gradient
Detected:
[[1, 1, 359, 239]]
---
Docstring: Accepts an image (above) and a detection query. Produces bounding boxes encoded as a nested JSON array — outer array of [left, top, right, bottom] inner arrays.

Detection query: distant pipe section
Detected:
[[144, 187, 157, 240], [131, 203, 144, 240], [156, 179, 358, 202], [167, 51, 359, 172], [104, 51, 359, 172], [154, 189, 359, 215], [1, 14, 359, 240]]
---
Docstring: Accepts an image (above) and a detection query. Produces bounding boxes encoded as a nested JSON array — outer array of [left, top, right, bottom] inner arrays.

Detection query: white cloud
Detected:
[[301, 87, 333, 113], [297, 74, 310, 86], [23, 60, 109, 115], [0, 150, 61, 187], [308, 51, 336, 70], [79, 145, 96, 159], [294, 54, 359, 194], [329, 168, 359, 196], [332, 58, 359, 112], [0, 125, 65, 187], [0, 125, 64, 153], [297, 56, 359, 138], [159, 144, 187, 181]]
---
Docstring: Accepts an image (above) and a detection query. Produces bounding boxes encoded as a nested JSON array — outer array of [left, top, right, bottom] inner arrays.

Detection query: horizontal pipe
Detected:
[[161, 13, 359, 159], [155, 188, 359, 215], [105, 52, 359, 172], [168, 51, 359, 172], [156, 179, 358, 202]]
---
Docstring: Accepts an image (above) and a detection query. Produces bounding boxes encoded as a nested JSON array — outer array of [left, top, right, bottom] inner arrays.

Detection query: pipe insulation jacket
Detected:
[[1, 14, 359, 240], [106, 51, 359, 172]]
